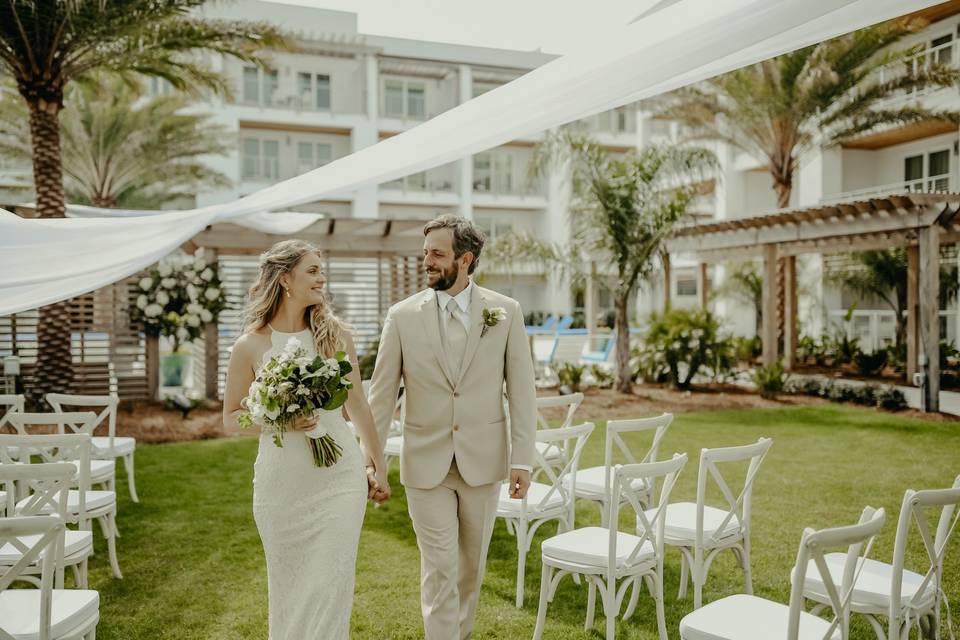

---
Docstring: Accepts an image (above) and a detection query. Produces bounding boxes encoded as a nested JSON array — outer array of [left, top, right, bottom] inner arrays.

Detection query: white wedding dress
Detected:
[[252, 328, 367, 639]]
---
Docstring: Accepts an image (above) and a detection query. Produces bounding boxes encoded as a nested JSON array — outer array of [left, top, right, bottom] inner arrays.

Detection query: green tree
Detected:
[[659, 17, 960, 208], [534, 131, 717, 393], [0, 75, 231, 208], [0, 0, 284, 400], [716, 261, 763, 335]]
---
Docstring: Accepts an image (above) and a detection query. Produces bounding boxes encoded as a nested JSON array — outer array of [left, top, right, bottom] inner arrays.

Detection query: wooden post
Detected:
[[662, 253, 672, 312], [204, 248, 220, 401], [698, 262, 709, 309], [761, 244, 780, 366], [919, 226, 941, 412], [907, 244, 919, 382], [585, 261, 597, 334], [146, 335, 159, 401], [783, 255, 798, 371]]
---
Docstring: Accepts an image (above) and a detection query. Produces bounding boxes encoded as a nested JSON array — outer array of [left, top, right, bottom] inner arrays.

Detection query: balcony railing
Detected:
[[874, 40, 957, 107], [381, 177, 454, 193], [821, 174, 952, 204]]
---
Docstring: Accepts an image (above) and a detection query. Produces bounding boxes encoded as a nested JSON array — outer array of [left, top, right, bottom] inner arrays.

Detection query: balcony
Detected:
[[379, 173, 458, 206], [874, 39, 958, 109], [472, 179, 546, 210], [821, 174, 952, 204]]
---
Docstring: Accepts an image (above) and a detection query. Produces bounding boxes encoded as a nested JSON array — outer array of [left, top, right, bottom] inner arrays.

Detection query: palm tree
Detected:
[[535, 131, 717, 393], [658, 17, 960, 208], [0, 0, 284, 401], [716, 261, 763, 335], [0, 75, 231, 208]]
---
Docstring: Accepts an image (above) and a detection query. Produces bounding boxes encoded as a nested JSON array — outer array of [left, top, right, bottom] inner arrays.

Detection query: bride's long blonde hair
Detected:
[[242, 240, 348, 358]]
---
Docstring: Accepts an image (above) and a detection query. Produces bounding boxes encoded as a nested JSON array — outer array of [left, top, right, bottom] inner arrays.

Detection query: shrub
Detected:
[[886, 343, 906, 373], [854, 349, 887, 377], [752, 360, 788, 400], [855, 384, 879, 406], [639, 308, 728, 389], [828, 331, 861, 366], [828, 383, 859, 403], [732, 336, 762, 363], [877, 386, 908, 411], [557, 362, 586, 393], [786, 378, 822, 396], [797, 335, 829, 366], [590, 365, 614, 389]]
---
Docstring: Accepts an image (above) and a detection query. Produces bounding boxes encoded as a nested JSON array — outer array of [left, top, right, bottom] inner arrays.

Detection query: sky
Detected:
[[263, 0, 653, 55]]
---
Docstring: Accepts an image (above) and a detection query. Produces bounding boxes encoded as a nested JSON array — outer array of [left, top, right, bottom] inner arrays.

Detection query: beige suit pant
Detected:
[[405, 459, 500, 640]]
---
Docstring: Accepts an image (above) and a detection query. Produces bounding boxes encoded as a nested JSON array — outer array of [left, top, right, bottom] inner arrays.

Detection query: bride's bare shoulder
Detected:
[[233, 329, 271, 359]]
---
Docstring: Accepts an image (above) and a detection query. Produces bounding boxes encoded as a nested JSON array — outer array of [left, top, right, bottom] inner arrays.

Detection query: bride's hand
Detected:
[[366, 466, 391, 505], [290, 413, 317, 432]]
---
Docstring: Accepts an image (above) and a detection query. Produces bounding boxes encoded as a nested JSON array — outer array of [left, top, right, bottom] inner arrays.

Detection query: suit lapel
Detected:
[[456, 286, 486, 386], [419, 290, 457, 388]]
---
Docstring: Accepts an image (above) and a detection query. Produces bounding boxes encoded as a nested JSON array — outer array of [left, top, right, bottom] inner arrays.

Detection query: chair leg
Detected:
[[623, 577, 642, 619], [515, 520, 528, 608], [602, 579, 616, 640], [585, 579, 597, 630], [693, 545, 704, 609], [124, 452, 139, 503], [741, 538, 753, 595], [864, 613, 888, 640], [654, 570, 668, 640], [99, 513, 122, 579], [532, 562, 551, 640], [678, 551, 689, 599]]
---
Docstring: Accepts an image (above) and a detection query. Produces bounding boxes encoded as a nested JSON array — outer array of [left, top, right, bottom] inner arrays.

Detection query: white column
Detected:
[[365, 54, 378, 117], [544, 156, 573, 315], [797, 145, 842, 207], [352, 54, 380, 219], [457, 64, 473, 220]]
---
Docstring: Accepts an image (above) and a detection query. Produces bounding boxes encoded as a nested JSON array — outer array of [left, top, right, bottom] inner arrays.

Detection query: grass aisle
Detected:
[[89, 405, 960, 639]]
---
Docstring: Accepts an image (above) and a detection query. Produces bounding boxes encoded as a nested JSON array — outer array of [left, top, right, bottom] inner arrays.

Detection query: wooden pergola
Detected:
[[665, 193, 960, 412]]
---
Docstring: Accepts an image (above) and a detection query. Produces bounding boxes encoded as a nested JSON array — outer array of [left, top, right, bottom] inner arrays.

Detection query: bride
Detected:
[[222, 239, 390, 639]]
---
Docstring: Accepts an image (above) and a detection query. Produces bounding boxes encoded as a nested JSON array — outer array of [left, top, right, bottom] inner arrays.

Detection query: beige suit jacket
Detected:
[[368, 284, 537, 490]]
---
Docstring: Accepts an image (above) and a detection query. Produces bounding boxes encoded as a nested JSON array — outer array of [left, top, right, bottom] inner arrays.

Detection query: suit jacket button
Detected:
[[453, 425, 459, 431]]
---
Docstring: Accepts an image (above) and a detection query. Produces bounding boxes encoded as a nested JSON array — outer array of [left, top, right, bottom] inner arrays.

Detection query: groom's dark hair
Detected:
[[423, 214, 486, 275]]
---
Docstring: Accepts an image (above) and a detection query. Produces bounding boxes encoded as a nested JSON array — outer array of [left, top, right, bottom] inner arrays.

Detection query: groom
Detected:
[[368, 214, 536, 640]]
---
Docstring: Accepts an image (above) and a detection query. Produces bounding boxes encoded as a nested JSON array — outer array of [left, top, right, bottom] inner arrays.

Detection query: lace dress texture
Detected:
[[252, 328, 367, 639]]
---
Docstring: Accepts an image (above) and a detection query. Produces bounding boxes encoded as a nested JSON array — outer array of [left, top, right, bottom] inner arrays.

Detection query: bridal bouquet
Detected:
[[238, 336, 353, 467]]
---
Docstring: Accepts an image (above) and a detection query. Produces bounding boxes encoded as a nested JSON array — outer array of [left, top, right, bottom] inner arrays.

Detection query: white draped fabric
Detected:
[[0, 0, 940, 315]]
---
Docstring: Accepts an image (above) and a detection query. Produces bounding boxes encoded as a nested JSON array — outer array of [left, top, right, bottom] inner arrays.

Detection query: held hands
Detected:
[[290, 413, 318, 432], [508, 468, 531, 500], [366, 465, 391, 506]]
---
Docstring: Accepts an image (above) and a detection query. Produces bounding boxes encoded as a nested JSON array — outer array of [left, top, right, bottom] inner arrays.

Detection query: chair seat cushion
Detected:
[[497, 482, 565, 515], [0, 530, 93, 565], [651, 502, 741, 545], [91, 436, 135, 457], [542, 526, 654, 568], [18, 490, 115, 515], [384, 435, 403, 457], [0, 589, 99, 640], [567, 466, 650, 498], [88, 459, 115, 482], [679, 593, 840, 640], [535, 441, 565, 461], [800, 552, 937, 612]]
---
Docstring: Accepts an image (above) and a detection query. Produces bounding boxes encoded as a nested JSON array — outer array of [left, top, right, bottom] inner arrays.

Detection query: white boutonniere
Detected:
[[481, 307, 507, 337]]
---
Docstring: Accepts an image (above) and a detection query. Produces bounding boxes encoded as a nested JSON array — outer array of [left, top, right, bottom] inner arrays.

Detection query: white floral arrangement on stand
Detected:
[[130, 252, 227, 351]]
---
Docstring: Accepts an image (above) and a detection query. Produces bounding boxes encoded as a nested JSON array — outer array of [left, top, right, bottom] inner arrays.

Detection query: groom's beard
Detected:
[[428, 262, 459, 291]]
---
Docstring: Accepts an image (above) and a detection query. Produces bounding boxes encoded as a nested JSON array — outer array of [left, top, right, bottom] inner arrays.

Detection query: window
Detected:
[[384, 79, 426, 118], [676, 278, 698, 297], [242, 138, 280, 180], [407, 84, 425, 118], [315, 75, 331, 110], [241, 138, 260, 179], [297, 72, 312, 108], [930, 33, 953, 65], [472, 83, 499, 98], [263, 70, 279, 106], [262, 140, 279, 179], [494, 155, 513, 193], [243, 67, 260, 103], [474, 216, 514, 241], [905, 149, 950, 192], [296, 142, 333, 175], [473, 154, 492, 191], [407, 171, 427, 190], [384, 81, 404, 117], [474, 153, 514, 193]]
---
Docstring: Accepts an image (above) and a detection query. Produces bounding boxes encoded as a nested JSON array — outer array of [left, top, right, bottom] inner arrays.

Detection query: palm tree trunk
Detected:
[[27, 99, 74, 406], [614, 294, 632, 394]]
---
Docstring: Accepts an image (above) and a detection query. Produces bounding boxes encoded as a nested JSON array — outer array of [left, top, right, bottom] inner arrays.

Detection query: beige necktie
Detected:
[[445, 298, 468, 375]]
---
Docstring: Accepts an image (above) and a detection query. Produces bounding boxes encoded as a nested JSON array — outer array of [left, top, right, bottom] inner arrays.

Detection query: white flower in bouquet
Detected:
[[194, 257, 207, 271], [200, 309, 213, 323], [186, 284, 199, 301], [186, 314, 201, 328], [204, 287, 221, 301], [200, 268, 214, 281], [161, 277, 176, 289], [139, 277, 153, 291], [156, 290, 170, 305], [186, 302, 202, 315], [176, 327, 189, 342], [144, 303, 163, 318], [158, 263, 173, 277], [136, 295, 148, 309], [286, 404, 299, 413]]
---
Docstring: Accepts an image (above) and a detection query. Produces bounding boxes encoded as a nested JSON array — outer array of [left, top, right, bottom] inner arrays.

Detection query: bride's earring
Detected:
[[284, 287, 291, 298]]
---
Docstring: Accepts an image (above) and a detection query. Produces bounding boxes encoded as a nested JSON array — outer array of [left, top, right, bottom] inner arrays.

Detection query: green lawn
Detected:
[[86, 405, 960, 639]]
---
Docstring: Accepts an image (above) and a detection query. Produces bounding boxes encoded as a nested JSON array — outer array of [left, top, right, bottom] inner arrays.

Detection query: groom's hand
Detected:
[[509, 469, 530, 499]]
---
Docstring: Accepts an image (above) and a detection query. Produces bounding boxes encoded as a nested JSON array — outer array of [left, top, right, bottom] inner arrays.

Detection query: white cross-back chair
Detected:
[[534, 453, 688, 640], [0, 462, 95, 590], [664, 437, 773, 609], [498, 421, 595, 608], [0, 395, 24, 432], [532, 393, 584, 480], [0, 434, 122, 580], [570, 413, 672, 526], [46, 393, 139, 503], [382, 387, 405, 470], [0, 515, 100, 640], [8, 412, 116, 496], [680, 506, 887, 640], [802, 475, 960, 640]]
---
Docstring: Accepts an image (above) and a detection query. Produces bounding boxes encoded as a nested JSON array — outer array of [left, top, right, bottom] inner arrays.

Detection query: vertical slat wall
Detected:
[[217, 253, 425, 398]]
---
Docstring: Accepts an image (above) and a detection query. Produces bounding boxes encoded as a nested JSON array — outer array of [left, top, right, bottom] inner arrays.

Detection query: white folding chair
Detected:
[[0, 515, 100, 640], [534, 454, 688, 640], [680, 506, 886, 640], [8, 412, 116, 496], [381, 386, 405, 470], [498, 421, 595, 608], [802, 475, 960, 640], [532, 393, 584, 480], [570, 414, 672, 526], [664, 437, 773, 609], [0, 395, 24, 432], [0, 434, 122, 579], [46, 393, 139, 503], [0, 463, 94, 589]]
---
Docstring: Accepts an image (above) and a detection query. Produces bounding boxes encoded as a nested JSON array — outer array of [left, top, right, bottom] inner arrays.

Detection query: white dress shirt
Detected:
[[435, 280, 532, 475]]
